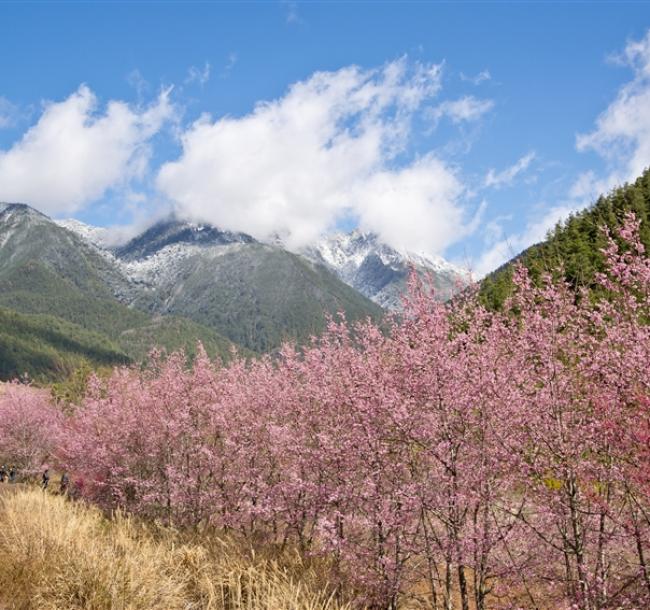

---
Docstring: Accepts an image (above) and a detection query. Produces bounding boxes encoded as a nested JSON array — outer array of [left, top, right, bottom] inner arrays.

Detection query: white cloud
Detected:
[[0, 97, 20, 129], [186, 62, 211, 86], [573, 29, 650, 199], [353, 155, 468, 254], [485, 151, 536, 189], [157, 59, 477, 254], [0, 85, 174, 215], [475, 31, 650, 277], [428, 95, 494, 127], [460, 70, 491, 85]]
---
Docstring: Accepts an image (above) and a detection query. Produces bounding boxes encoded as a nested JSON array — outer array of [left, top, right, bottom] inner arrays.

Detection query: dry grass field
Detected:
[[0, 487, 352, 610]]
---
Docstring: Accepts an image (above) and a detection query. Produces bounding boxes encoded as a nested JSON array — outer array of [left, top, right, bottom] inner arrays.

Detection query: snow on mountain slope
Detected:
[[3, 206, 381, 354], [56, 219, 112, 249], [303, 230, 468, 309], [121, 240, 249, 289], [61, 215, 467, 311], [59, 217, 253, 289]]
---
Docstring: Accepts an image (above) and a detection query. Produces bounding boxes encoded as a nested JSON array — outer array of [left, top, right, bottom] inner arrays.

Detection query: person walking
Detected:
[[41, 468, 50, 491], [8, 466, 16, 483], [59, 472, 69, 495]]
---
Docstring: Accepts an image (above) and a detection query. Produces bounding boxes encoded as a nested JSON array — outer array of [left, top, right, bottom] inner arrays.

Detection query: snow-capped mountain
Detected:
[[56, 215, 381, 352], [60, 218, 468, 311], [303, 230, 468, 309], [2, 203, 468, 366], [110, 220, 255, 289], [58, 218, 258, 290]]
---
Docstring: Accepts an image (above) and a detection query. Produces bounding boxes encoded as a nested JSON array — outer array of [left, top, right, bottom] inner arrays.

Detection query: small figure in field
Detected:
[[8, 466, 16, 483], [59, 472, 69, 495], [0, 465, 6, 482], [41, 468, 50, 490]]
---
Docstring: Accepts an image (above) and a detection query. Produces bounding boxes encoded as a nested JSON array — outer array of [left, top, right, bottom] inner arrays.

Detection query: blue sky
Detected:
[[1, 1, 650, 274]]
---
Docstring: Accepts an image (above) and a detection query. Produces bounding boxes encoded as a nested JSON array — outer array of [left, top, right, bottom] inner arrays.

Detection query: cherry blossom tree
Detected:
[[0, 381, 62, 477], [48, 214, 650, 609]]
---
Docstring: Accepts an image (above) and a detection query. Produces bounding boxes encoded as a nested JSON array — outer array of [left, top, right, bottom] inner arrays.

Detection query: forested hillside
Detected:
[[0, 206, 245, 381], [480, 168, 650, 308], [0, 307, 129, 382]]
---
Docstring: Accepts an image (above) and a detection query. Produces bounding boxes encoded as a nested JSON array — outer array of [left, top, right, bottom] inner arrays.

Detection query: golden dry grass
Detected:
[[0, 488, 352, 610]]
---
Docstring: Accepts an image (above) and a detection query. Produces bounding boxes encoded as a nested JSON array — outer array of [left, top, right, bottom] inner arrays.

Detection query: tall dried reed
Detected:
[[0, 488, 352, 610]]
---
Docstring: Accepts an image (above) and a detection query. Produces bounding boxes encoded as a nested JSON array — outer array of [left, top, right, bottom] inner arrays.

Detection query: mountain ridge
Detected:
[[0, 203, 383, 377], [62, 216, 467, 311], [4, 165, 650, 382]]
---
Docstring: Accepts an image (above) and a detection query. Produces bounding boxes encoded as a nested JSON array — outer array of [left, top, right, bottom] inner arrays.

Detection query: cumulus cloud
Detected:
[[157, 59, 478, 254], [428, 95, 494, 127], [573, 29, 650, 200], [485, 151, 536, 189], [0, 85, 174, 215], [353, 155, 469, 253]]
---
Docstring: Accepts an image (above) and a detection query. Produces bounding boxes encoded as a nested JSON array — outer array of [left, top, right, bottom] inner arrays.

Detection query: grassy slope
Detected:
[[479, 167, 650, 309], [118, 315, 252, 363]]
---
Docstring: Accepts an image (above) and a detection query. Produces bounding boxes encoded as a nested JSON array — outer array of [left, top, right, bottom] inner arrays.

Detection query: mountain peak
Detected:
[[0, 202, 49, 222], [114, 218, 255, 262], [303, 230, 467, 309], [46, 208, 467, 312]]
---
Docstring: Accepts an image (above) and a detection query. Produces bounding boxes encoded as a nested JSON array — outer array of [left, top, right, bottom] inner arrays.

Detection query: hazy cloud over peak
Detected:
[[157, 59, 478, 254]]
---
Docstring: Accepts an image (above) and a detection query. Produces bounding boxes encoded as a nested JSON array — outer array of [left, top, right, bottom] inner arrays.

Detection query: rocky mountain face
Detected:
[[303, 230, 467, 309]]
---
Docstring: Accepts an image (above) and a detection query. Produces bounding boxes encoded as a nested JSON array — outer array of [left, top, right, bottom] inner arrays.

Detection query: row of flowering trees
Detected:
[[1, 215, 649, 609]]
